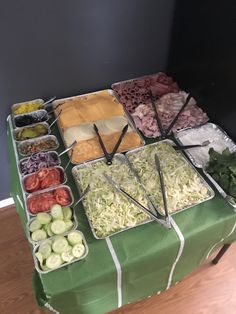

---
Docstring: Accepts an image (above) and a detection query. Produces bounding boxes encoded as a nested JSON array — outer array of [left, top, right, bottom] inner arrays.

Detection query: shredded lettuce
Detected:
[[127, 142, 210, 214], [73, 158, 150, 238]]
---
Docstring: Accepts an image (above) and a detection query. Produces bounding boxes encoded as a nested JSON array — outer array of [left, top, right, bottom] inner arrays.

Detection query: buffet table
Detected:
[[7, 114, 236, 314]]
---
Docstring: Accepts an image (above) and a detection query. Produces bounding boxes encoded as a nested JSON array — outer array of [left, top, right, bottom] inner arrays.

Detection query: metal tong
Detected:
[[59, 140, 77, 157], [154, 154, 171, 226], [149, 91, 165, 138], [47, 102, 64, 115], [49, 109, 62, 128], [174, 140, 211, 151], [103, 174, 171, 228], [93, 123, 129, 165], [43, 96, 57, 109], [73, 184, 90, 208], [164, 93, 192, 137]]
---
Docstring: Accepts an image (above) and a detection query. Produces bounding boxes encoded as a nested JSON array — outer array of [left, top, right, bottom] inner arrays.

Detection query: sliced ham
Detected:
[[131, 91, 209, 138], [113, 72, 180, 113]]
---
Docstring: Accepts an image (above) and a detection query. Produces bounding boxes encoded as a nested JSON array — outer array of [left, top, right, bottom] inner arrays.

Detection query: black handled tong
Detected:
[[149, 91, 165, 138], [154, 154, 171, 225], [173, 140, 211, 151], [164, 93, 192, 137], [93, 123, 129, 165], [103, 174, 171, 228]]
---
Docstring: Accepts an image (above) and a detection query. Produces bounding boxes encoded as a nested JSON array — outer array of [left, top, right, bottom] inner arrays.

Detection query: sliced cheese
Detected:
[[57, 90, 124, 129], [71, 131, 143, 163], [64, 124, 95, 145], [104, 116, 130, 133]]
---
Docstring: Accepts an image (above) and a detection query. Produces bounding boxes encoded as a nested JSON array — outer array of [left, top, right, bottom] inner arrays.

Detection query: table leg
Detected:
[[212, 244, 231, 265]]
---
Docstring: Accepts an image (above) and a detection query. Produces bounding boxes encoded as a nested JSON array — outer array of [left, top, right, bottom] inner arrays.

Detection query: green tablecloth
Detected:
[[7, 116, 236, 314]]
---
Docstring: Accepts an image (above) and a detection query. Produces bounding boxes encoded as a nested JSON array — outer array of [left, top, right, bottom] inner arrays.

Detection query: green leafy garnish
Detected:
[[206, 148, 236, 198]]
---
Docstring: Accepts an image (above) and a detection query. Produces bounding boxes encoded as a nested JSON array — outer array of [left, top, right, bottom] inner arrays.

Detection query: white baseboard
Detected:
[[0, 197, 14, 208]]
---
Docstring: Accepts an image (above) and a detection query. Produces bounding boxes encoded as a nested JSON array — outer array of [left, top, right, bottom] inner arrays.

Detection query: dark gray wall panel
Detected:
[[0, 0, 175, 198], [168, 0, 236, 141]]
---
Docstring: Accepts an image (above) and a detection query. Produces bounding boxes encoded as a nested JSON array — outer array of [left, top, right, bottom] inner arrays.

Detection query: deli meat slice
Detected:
[[113, 72, 179, 113], [131, 91, 209, 138]]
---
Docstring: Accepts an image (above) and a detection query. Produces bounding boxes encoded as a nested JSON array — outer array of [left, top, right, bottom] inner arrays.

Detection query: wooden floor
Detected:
[[0, 206, 236, 314]]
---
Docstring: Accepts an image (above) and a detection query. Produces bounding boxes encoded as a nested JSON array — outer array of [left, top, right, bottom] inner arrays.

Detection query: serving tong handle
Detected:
[[73, 185, 90, 208], [174, 140, 211, 151], [109, 124, 129, 161], [125, 157, 160, 217], [149, 91, 165, 138], [43, 96, 57, 108], [93, 124, 111, 164], [49, 109, 62, 128], [59, 140, 77, 157], [154, 154, 171, 227], [164, 93, 192, 136], [64, 149, 74, 171], [103, 174, 171, 228], [93, 123, 129, 165]]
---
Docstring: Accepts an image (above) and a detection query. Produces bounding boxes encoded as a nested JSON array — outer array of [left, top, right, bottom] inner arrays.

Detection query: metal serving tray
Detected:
[[11, 98, 44, 116], [13, 109, 49, 128], [18, 151, 61, 177], [72, 154, 154, 239], [176, 123, 236, 168], [125, 139, 215, 216], [13, 121, 50, 142], [112, 75, 162, 139], [51, 89, 145, 165], [203, 170, 236, 211], [33, 230, 89, 274], [18, 134, 59, 157], [26, 184, 74, 217], [26, 209, 78, 246], [111, 72, 165, 90], [22, 165, 67, 194], [176, 123, 236, 210]]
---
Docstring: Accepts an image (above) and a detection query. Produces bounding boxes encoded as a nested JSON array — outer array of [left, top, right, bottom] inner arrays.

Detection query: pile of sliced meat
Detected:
[[113, 72, 209, 138], [131, 91, 209, 137], [113, 72, 179, 113]]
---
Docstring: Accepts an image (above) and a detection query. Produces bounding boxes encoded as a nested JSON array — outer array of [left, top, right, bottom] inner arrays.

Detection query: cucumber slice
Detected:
[[51, 220, 66, 235], [52, 235, 65, 242], [51, 204, 63, 220], [64, 220, 73, 231], [38, 242, 52, 259], [72, 244, 85, 258], [46, 253, 62, 269], [31, 229, 47, 242], [42, 224, 48, 231], [29, 219, 42, 232], [41, 264, 50, 271], [68, 231, 83, 245], [41, 239, 53, 246], [61, 251, 74, 263], [35, 252, 44, 267], [37, 212, 52, 225], [45, 223, 54, 237], [65, 245, 72, 253], [52, 237, 69, 254], [62, 206, 72, 220]]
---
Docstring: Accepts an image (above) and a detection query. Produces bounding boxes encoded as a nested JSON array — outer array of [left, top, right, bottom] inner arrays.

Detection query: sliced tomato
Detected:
[[41, 178, 60, 189], [48, 169, 61, 181], [28, 192, 57, 214], [54, 188, 71, 206], [24, 175, 40, 192], [41, 197, 55, 211], [37, 168, 50, 180], [28, 196, 40, 214]]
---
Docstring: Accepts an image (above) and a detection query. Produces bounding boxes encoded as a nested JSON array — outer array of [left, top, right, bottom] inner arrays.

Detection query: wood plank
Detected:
[[0, 206, 236, 314]]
